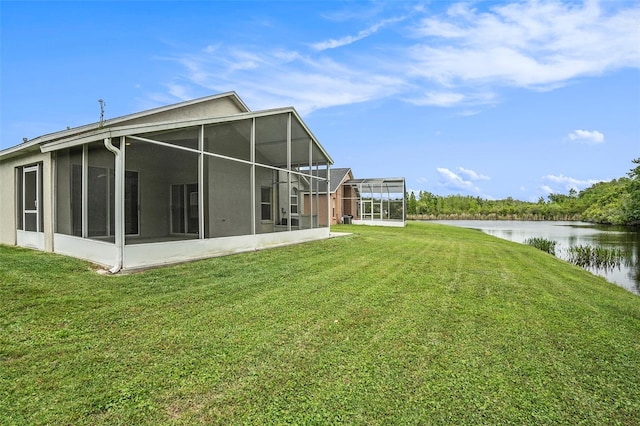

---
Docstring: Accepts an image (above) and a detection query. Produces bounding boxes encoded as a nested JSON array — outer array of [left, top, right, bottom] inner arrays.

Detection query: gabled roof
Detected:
[[312, 167, 353, 193], [345, 177, 406, 194], [330, 168, 353, 193], [0, 92, 250, 160]]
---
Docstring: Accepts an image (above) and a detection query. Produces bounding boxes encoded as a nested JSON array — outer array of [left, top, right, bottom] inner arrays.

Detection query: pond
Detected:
[[431, 220, 640, 296]]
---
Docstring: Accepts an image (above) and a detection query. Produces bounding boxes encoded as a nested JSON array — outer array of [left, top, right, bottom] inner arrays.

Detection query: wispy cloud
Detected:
[[163, 47, 405, 114], [408, 91, 466, 107], [311, 16, 406, 51], [567, 129, 605, 144], [156, 1, 640, 115]]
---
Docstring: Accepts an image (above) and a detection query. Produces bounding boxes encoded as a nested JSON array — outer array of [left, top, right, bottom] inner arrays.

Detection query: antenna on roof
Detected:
[[98, 99, 106, 127]]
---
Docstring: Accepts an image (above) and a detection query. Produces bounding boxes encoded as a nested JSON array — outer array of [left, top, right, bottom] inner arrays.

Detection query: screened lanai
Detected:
[[342, 178, 406, 227], [44, 108, 332, 270]]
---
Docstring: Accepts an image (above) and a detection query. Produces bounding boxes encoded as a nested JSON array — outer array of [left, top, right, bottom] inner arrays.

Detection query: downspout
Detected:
[[327, 164, 331, 228], [104, 137, 123, 273]]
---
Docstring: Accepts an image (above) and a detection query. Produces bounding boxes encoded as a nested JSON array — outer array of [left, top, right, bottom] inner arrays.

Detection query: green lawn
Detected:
[[1, 222, 639, 425]]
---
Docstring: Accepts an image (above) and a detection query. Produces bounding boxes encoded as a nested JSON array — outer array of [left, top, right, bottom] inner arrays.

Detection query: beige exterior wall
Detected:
[[304, 193, 330, 227], [331, 192, 341, 225], [120, 97, 245, 127], [0, 150, 53, 250], [328, 186, 358, 225]]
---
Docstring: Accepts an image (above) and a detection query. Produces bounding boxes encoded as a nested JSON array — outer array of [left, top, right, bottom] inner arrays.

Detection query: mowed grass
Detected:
[[1, 222, 639, 425]]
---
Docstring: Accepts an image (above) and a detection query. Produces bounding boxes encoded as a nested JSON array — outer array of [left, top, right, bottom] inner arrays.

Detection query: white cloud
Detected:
[[409, 91, 465, 107], [164, 46, 406, 114], [408, 1, 640, 105], [458, 109, 481, 117], [437, 167, 481, 193], [540, 185, 555, 194], [311, 16, 406, 51], [159, 1, 640, 114], [567, 129, 605, 144], [166, 84, 193, 101], [543, 174, 603, 191], [409, 1, 640, 90], [457, 166, 490, 181]]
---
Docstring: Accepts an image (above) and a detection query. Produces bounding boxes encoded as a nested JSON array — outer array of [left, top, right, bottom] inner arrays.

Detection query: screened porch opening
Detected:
[[55, 141, 138, 241], [52, 110, 331, 251], [342, 178, 406, 225], [125, 130, 200, 244]]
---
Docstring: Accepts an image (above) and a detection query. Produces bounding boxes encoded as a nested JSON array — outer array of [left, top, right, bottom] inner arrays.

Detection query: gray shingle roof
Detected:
[[312, 167, 352, 193]]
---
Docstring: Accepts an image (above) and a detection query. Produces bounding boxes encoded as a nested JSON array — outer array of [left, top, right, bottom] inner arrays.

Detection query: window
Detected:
[[289, 187, 300, 227], [290, 187, 298, 216], [332, 197, 336, 218], [261, 187, 272, 221]]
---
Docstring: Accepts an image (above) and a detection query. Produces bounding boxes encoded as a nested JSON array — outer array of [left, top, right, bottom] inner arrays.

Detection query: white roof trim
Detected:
[[39, 107, 334, 164]]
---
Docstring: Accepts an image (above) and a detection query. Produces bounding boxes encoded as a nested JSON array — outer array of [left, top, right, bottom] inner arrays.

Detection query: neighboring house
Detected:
[[311, 168, 406, 227], [341, 177, 406, 227], [330, 168, 357, 225], [302, 167, 353, 226], [0, 92, 333, 271]]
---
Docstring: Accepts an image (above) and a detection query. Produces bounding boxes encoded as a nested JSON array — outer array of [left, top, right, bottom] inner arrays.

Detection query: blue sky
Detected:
[[1, 0, 639, 201]]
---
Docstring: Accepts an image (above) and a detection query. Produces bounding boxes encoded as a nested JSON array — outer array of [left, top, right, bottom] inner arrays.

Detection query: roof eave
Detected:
[[0, 141, 43, 161], [40, 107, 333, 164], [4, 92, 251, 154]]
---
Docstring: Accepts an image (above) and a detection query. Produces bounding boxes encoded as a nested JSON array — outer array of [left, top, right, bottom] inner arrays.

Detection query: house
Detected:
[[311, 168, 406, 227], [301, 167, 354, 226], [0, 92, 333, 271], [340, 176, 406, 227]]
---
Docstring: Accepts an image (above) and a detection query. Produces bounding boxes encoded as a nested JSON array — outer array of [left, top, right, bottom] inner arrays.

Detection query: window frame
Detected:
[[261, 186, 272, 221]]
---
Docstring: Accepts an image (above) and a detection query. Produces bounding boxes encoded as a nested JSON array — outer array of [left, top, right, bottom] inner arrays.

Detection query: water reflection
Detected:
[[432, 220, 640, 295]]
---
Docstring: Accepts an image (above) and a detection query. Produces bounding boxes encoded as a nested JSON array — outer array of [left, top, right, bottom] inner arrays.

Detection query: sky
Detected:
[[1, 0, 639, 201]]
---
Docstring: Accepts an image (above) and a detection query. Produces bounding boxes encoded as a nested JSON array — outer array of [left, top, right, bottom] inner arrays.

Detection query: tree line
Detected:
[[407, 158, 640, 226]]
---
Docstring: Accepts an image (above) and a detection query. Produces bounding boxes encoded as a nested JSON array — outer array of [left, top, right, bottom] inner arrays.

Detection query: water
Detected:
[[431, 220, 640, 296]]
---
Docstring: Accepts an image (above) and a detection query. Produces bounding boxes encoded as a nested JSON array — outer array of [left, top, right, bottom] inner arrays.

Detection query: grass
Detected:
[[1, 222, 639, 425]]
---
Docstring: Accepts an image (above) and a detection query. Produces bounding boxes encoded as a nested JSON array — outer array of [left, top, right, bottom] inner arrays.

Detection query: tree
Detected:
[[624, 158, 640, 225], [407, 191, 417, 215]]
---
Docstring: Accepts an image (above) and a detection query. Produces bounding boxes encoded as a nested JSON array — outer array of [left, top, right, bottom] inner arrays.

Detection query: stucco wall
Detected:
[[0, 151, 53, 250], [206, 157, 252, 237], [120, 97, 245, 127]]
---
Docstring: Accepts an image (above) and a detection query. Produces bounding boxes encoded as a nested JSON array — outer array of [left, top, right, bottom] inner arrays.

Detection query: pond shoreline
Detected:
[[410, 214, 582, 221]]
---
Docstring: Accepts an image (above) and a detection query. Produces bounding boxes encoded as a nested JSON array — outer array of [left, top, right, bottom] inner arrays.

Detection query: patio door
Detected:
[[362, 199, 374, 220], [171, 183, 199, 234], [23, 165, 41, 232]]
